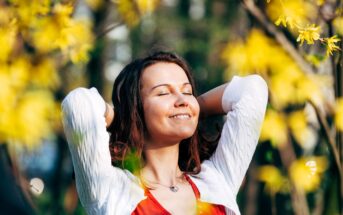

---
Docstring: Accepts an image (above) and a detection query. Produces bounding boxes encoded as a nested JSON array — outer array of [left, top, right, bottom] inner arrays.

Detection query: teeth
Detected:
[[172, 114, 190, 119]]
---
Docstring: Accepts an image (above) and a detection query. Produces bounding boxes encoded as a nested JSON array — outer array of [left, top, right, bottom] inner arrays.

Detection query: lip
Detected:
[[169, 113, 192, 119]]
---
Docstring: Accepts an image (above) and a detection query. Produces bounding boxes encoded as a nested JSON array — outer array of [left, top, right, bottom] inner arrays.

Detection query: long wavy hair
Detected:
[[108, 51, 213, 174]]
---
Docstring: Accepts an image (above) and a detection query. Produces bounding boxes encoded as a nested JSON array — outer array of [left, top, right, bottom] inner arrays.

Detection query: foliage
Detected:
[[1, 0, 342, 214], [223, 0, 342, 214], [0, 0, 95, 149], [0, 0, 159, 214], [115, 0, 160, 26], [267, 0, 341, 56]]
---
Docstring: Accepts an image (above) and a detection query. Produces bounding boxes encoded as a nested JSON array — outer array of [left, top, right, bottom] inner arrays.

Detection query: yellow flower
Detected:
[[269, 71, 298, 108], [8, 57, 31, 90], [258, 165, 290, 194], [295, 75, 323, 104], [246, 29, 274, 73], [297, 24, 321, 45], [0, 108, 17, 144], [0, 65, 17, 111], [0, 89, 58, 148], [115, 0, 159, 27], [31, 58, 60, 89], [335, 98, 343, 131], [11, 0, 51, 15], [53, 3, 73, 16], [11, 0, 51, 27], [222, 29, 321, 109], [333, 16, 343, 35], [267, 0, 316, 29], [13, 90, 56, 148], [221, 42, 251, 76], [29, 3, 95, 63], [58, 20, 94, 63], [116, 0, 140, 26], [222, 29, 278, 77], [85, 0, 104, 11], [274, 15, 298, 29], [53, 3, 74, 26], [288, 110, 316, 149], [305, 54, 325, 67], [260, 109, 288, 147], [289, 157, 328, 192], [325, 35, 341, 56], [0, 22, 17, 62], [275, 15, 288, 28], [316, 0, 325, 6], [69, 43, 93, 63], [136, 0, 159, 15], [31, 10, 94, 63], [0, 7, 14, 25], [32, 17, 60, 53], [33, 0, 51, 15]]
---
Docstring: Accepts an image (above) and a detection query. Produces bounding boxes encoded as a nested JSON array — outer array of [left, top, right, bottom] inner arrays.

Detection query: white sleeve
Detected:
[[209, 75, 268, 196], [61, 87, 125, 208]]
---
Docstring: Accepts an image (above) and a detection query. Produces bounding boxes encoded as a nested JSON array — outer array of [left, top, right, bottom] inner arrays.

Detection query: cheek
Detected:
[[190, 98, 200, 117], [143, 100, 168, 127], [142, 103, 171, 139]]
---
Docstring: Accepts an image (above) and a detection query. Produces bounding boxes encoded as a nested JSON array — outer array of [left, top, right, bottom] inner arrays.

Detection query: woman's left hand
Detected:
[[105, 103, 115, 128], [197, 84, 227, 118]]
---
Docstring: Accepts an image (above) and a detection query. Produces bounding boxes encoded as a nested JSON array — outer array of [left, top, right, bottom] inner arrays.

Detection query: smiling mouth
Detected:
[[169, 114, 191, 119]]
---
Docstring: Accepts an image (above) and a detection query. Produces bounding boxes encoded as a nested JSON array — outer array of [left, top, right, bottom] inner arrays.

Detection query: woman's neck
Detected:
[[142, 143, 182, 185]]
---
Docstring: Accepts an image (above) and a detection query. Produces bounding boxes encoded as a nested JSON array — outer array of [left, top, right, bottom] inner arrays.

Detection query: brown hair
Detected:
[[108, 51, 202, 174]]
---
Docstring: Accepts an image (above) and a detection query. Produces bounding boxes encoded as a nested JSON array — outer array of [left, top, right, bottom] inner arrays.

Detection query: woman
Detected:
[[62, 51, 268, 215]]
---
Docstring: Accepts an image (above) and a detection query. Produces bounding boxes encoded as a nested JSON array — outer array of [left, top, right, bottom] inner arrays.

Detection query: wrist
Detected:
[[104, 102, 109, 117], [104, 103, 114, 127], [197, 96, 207, 118]]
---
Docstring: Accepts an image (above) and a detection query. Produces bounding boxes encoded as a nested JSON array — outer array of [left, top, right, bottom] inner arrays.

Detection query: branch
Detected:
[[278, 138, 310, 215], [97, 22, 123, 38], [310, 100, 343, 215], [309, 101, 343, 180], [241, 0, 315, 75]]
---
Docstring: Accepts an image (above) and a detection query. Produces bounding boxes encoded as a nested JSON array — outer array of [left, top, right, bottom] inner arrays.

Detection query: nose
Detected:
[[174, 93, 189, 107]]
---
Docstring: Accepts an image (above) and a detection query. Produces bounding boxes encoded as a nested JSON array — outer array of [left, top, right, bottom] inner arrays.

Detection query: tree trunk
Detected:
[[0, 144, 35, 215]]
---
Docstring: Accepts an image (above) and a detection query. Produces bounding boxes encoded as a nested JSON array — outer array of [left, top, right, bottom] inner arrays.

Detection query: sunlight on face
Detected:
[[140, 62, 200, 146]]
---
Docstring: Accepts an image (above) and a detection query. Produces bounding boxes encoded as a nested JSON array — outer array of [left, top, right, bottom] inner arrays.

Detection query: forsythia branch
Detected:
[[241, 0, 316, 75], [309, 100, 343, 187]]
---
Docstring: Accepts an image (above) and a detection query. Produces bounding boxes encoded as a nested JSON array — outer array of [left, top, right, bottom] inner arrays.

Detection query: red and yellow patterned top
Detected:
[[132, 174, 230, 215]]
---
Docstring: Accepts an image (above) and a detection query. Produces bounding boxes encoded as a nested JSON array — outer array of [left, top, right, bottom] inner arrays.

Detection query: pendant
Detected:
[[170, 186, 179, 192]]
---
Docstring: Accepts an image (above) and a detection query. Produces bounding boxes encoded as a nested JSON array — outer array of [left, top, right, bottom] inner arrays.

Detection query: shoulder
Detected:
[[188, 161, 241, 215]]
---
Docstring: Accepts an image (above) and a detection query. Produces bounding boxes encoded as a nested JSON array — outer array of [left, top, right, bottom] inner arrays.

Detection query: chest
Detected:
[[149, 183, 197, 214], [131, 175, 227, 215]]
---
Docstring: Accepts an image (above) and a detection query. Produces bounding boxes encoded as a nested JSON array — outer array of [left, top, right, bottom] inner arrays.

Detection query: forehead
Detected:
[[140, 62, 190, 88]]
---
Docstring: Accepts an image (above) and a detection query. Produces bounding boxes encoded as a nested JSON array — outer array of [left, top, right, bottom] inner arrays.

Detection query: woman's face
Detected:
[[140, 62, 200, 145]]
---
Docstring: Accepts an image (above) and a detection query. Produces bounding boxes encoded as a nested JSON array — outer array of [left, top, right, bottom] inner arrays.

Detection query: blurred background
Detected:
[[0, 0, 342, 214]]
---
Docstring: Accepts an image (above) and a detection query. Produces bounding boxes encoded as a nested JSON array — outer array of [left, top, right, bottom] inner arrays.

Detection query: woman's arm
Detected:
[[62, 88, 124, 208], [197, 84, 227, 117], [207, 75, 268, 196]]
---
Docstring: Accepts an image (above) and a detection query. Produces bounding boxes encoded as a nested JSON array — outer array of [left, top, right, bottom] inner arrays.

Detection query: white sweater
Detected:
[[61, 75, 268, 215]]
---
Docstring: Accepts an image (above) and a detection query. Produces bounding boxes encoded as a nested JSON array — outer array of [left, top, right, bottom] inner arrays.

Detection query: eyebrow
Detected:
[[150, 83, 192, 92]]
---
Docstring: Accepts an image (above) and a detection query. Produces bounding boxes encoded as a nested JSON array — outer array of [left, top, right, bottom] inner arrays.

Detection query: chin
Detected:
[[174, 128, 196, 140]]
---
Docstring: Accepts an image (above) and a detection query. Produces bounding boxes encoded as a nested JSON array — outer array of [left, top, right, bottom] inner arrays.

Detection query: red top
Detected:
[[132, 174, 229, 215]]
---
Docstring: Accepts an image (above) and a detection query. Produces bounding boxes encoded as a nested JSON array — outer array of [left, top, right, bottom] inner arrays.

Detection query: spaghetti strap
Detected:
[[184, 174, 200, 199]]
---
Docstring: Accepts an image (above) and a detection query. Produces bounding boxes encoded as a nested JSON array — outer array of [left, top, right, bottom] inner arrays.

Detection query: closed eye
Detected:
[[158, 93, 170, 96], [183, 92, 193, 95]]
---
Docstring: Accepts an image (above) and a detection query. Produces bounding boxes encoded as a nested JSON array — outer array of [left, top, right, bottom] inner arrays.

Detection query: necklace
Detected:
[[140, 172, 185, 192]]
